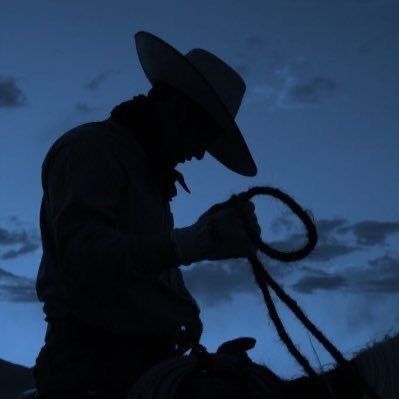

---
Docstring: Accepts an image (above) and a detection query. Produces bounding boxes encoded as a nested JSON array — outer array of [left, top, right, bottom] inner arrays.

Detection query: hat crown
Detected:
[[184, 49, 246, 117], [134, 31, 257, 176]]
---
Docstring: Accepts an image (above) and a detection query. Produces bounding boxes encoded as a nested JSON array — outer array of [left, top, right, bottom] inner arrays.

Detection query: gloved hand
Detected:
[[171, 199, 261, 266]]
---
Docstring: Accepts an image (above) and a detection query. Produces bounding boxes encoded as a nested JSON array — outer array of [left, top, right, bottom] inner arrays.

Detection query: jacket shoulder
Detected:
[[41, 121, 113, 180], [45, 121, 112, 156], [44, 119, 146, 164], [41, 119, 148, 184]]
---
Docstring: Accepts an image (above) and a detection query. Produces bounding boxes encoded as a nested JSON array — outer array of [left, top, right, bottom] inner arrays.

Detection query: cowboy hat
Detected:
[[134, 31, 257, 177]]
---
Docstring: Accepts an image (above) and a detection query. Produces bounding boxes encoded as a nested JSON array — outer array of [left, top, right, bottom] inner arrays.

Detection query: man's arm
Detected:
[[47, 133, 180, 291]]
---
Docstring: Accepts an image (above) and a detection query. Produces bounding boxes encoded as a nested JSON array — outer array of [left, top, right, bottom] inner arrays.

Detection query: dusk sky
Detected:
[[0, 0, 398, 380]]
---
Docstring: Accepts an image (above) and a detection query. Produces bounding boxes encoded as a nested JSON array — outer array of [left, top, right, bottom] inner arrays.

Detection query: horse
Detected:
[[126, 332, 399, 399], [17, 331, 397, 399], [350, 331, 399, 399]]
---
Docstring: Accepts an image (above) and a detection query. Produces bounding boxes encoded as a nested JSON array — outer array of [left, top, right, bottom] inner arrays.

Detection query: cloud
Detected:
[[75, 102, 100, 113], [314, 218, 348, 237], [84, 70, 117, 91], [270, 233, 360, 262], [0, 217, 40, 260], [270, 214, 360, 262], [269, 214, 399, 262], [308, 240, 359, 261], [291, 269, 347, 294], [0, 75, 27, 108], [0, 268, 36, 302], [1, 241, 40, 260], [355, 255, 399, 293], [229, 34, 337, 110], [233, 34, 282, 80], [187, 250, 399, 300], [182, 251, 399, 306], [223, 214, 399, 297], [182, 252, 295, 307], [229, 34, 287, 107], [273, 71, 337, 109], [287, 77, 336, 104], [290, 255, 399, 295], [182, 258, 258, 307], [337, 221, 399, 246]]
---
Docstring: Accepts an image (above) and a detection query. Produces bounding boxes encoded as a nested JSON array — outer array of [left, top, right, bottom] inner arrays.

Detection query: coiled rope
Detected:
[[128, 186, 380, 399], [128, 341, 284, 399]]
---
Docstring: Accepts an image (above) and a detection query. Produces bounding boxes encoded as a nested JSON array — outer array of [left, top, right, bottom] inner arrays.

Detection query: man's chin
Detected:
[[169, 158, 180, 169], [175, 155, 186, 165]]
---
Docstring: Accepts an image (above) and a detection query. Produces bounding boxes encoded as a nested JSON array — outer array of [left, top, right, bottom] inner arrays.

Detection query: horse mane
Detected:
[[352, 331, 399, 399], [282, 332, 399, 399]]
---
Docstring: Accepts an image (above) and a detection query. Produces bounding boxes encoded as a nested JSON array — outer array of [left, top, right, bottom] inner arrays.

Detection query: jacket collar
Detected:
[[105, 95, 191, 201]]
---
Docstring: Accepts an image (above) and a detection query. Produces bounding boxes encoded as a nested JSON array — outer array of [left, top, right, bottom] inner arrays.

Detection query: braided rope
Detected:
[[228, 186, 380, 399]]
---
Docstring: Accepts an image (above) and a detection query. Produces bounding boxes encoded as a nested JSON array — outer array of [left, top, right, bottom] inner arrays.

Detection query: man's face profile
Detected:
[[166, 91, 221, 166]]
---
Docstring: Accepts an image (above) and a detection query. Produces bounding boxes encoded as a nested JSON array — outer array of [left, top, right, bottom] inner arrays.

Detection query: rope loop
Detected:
[[226, 185, 380, 399], [229, 186, 317, 261]]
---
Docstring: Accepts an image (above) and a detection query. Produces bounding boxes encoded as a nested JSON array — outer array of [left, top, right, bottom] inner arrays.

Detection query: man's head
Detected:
[[147, 82, 221, 168]]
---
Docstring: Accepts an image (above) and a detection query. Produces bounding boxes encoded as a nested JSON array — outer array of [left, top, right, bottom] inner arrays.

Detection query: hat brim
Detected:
[[134, 31, 257, 177]]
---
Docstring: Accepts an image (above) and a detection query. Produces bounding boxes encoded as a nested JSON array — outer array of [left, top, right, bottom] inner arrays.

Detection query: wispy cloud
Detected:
[[270, 232, 360, 262], [338, 221, 399, 246], [229, 34, 337, 110], [182, 257, 313, 305], [183, 213, 399, 305], [291, 254, 399, 295], [182, 253, 291, 307], [0, 75, 27, 108], [0, 217, 40, 260], [287, 77, 336, 105], [271, 214, 361, 262], [271, 213, 399, 260], [183, 258, 257, 307], [271, 68, 337, 110], [354, 255, 399, 293], [291, 268, 347, 294], [84, 70, 118, 91], [292, 271, 346, 294], [74, 102, 100, 114], [0, 268, 36, 302]]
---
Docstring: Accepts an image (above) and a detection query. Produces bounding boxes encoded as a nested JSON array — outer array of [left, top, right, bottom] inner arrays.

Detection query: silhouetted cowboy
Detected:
[[33, 31, 261, 399]]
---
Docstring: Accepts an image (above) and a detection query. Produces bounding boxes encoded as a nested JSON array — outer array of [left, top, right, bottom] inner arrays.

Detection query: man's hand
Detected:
[[171, 199, 261, 266]]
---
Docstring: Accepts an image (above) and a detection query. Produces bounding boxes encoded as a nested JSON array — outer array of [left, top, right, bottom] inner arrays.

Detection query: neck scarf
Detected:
[[109, 94, 191, 202]]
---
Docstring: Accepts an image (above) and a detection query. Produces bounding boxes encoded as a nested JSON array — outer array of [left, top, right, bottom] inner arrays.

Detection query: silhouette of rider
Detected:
[[33, 31, 260, 399]]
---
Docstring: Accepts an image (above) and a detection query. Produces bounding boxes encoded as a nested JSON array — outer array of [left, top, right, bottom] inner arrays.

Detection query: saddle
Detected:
[[17, 337, 257, 399]]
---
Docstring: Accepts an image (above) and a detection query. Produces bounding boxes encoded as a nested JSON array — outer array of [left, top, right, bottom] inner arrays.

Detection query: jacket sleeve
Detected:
[[47, 134, 180, 290]]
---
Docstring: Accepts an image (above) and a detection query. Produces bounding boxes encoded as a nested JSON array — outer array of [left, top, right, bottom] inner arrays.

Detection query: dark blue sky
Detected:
[[0, 0, 398, 378]]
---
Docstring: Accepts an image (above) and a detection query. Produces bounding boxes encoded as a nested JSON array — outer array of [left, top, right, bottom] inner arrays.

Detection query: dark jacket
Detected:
[[35, 116, 203, 343]]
